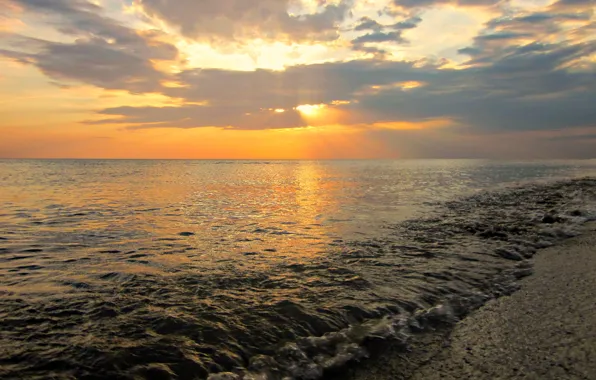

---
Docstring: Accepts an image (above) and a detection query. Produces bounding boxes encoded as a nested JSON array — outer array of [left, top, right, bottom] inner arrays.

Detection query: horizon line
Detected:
[[1, 157, 596, 161]]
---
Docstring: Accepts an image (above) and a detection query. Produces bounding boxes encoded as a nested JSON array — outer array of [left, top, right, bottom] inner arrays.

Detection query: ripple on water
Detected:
[[5, 255, 34, 261], [1, 178, 596, 379]]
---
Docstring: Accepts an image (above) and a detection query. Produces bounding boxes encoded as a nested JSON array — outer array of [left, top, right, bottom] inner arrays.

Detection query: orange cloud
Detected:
[[0, 1, 24, 31], [371, 118, 453, 130]]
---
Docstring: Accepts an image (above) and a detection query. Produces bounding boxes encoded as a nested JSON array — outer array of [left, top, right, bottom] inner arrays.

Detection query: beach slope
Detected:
[[337, 223, 596, 380], [411, 223, 596, 379]]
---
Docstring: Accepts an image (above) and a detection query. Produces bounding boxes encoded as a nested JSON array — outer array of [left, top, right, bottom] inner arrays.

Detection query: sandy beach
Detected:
[[337, 222, 596, 380]]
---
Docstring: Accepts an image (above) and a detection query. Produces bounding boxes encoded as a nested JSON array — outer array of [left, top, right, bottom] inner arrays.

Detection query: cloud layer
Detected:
[[1, 0, 595, 157], [1, 0, 178, 91], [135, 0, 353, 42]]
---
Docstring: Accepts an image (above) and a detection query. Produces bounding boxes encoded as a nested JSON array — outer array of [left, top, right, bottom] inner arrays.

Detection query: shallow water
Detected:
[[1, 159, 596, 379]]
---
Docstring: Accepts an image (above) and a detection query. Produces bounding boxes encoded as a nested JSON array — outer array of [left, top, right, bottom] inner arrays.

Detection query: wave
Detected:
[[1, 178, 595, 380], [208, 178, 596, 379]]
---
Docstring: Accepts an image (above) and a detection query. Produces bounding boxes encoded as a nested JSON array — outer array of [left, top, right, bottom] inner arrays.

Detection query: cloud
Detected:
[[89, 105, 308, 130], [474, 31, 531, 40], [392, 0, 503, 9], [544, 132, 596, 142], [551, 0, 596, 11], [134, 0, 353, 43], [87, 34, 596, 132], [352, 31, 407, 44], [354, 17, 384, 32], [1, 37, 168, 92], [365, 126, 596, 159], [485, 8, 592, 33], [84, 59, 432, 129], [350, 15, 421, 55], [0, 1, 23, 31], [0, 0, 178, 91], [2, 0, 595, 146], [457, 1, 595, 67], [391, 16, 423, 30], [354, 15, 421, 32]]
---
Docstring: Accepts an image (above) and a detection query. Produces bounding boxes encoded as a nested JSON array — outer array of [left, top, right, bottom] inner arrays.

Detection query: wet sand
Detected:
[[337, 222, 596, 380]]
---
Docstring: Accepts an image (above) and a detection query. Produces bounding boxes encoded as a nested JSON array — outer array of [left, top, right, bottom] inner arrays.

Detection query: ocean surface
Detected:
[[1, 159, 596, 379]]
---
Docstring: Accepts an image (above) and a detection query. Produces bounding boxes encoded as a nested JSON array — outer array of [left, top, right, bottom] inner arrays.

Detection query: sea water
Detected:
[[1, 159, 596, 379]]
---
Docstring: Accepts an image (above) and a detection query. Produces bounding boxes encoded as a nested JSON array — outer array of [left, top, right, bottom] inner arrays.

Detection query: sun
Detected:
[[295, 104, 326, 117]]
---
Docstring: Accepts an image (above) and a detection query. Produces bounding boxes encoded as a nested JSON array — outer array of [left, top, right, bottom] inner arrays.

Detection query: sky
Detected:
[[0, 0, 595, 159]]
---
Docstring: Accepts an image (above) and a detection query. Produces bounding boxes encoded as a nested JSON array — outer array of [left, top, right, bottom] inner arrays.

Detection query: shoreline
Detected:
[[333, 222, 596, 380]]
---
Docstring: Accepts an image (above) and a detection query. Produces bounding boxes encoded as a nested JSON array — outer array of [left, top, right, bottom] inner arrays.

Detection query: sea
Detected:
[[1, 159, 596, 380]]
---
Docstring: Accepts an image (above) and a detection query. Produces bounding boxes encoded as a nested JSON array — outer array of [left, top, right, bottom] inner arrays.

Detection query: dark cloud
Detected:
[[89, 105, 307, 130], [475, 32, 531, 41], [390, 16, 422, 30], [2, 37, 167, 92], [164, 60, 429, 109], [486, 10, 592, 30], [551, 0, 596, 10], [350, 15, 419, 54], [353, 45, 390, 57], [365, 127, 596, 159], [0, 0, 178, 91], [2, 0, 595, 144], [12, 0, 98, 14], [354, 15, 421, 32], [87, 35, 596, 132], [457, 46, 482, 55], [86, 59, 432, 129], [458, 3, 594, 67], [135, 0, 353, 42], [352, 31, 407, 44], [544, 133, 596, 142], [354, 17, 384, 32]]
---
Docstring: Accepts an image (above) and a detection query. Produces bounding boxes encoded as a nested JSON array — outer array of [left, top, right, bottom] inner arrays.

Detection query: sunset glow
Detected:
[[2, 2, 596, 375], [0, 0, 594, 158], [296, 104, 327, 117]]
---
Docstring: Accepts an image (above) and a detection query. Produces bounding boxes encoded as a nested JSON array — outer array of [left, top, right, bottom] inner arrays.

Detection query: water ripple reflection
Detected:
[[1, 159, 596, 379]]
